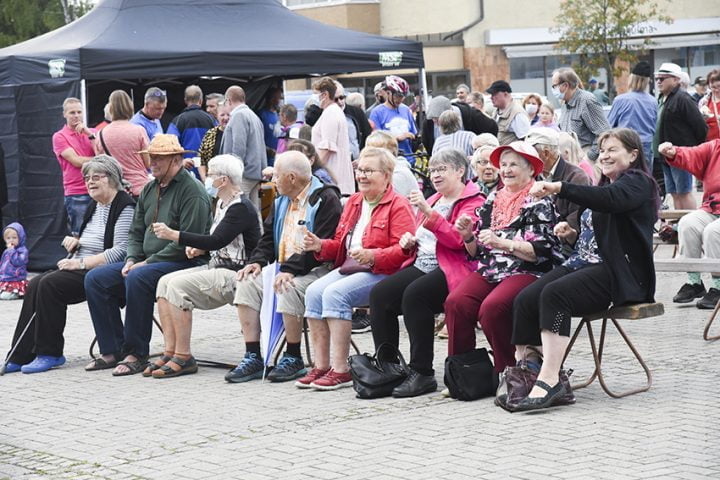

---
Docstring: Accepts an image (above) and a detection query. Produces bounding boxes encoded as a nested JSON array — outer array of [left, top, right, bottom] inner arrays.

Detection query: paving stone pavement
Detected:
[[1, 266, 719, 479]]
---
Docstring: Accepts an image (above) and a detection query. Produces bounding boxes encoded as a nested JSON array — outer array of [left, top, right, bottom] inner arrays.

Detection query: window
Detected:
[[510, 57, 544, 79], [690, 45, 720, 68]]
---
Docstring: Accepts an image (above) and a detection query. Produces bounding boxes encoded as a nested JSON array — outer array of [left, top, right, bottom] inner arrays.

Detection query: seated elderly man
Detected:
[[526, 127, 591, 235], [660, 139, 720, 308], [84, 134, 212, 376], [228, 151, 342, 383]]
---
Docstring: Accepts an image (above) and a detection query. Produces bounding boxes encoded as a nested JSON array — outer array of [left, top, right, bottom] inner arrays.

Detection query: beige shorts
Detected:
[[233, 265, 331, 317], [156, 265, 237, 311]]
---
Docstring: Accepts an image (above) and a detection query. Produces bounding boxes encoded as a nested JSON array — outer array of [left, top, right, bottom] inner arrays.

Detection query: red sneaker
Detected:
[[294, 367, 330, 389], [310, 369, 353, 391]]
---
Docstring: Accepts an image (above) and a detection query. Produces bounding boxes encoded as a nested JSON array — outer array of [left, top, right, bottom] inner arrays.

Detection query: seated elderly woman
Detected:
[[299, 147, 415, 390], [432, 110, 476, 158], [447, 141, 563, 381], [660, 138, 720, 309], [369, 149, 486, 397], [147, 155, 261, 378], [365, 130, 418, 197], [4, 155, 134, 374], [511, 128, 658, 411], [471, 145, 503, 196]]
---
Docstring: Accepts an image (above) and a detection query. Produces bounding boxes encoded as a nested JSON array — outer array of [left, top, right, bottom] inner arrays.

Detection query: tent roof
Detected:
[[0, 0, 424, 84]]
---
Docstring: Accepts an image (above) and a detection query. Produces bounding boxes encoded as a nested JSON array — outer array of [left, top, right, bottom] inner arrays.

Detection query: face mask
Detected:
[[525, 104, 538, 115], [204, 177, 218, 197], [552, 86, 564, 101]]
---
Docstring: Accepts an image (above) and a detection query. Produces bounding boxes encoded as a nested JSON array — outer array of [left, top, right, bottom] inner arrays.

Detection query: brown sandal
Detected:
[[142, 354, 173, 377], [152, 355, 198, 378]]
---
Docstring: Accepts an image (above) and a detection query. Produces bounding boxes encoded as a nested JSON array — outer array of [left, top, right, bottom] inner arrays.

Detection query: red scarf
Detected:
[[490, 181, 534, 230]]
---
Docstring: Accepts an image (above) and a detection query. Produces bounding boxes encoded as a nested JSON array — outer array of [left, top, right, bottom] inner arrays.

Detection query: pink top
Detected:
[[312, 103, 354, 195], [52, 125, 93, 196], [98, 120, 150, 196], [578, 159, 597, 184]]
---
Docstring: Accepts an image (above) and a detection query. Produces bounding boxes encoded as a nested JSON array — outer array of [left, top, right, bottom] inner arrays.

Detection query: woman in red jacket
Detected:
[[298, 147, 415, 391], [369, 148, 486, 398]]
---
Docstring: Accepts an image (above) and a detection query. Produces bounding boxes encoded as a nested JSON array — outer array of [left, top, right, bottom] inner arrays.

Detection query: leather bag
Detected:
[[348, 343, 409, 399], [443, 348, 498, 401]]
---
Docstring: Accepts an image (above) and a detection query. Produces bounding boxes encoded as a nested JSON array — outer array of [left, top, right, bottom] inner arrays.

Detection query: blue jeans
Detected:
[[304, 268, 387, 321], [662, 162, 693, 194], [84, 260, 198, 357], [64, 194, 92, 235]]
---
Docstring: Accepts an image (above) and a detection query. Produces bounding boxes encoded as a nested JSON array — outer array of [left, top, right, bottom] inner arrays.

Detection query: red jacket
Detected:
[[667, 139, 720, 214], [400, 181, 486, 289], [317, 186, 415, 275]]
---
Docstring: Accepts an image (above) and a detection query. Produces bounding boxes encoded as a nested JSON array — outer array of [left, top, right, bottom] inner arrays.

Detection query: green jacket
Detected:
[[126, 168, 211, 263]]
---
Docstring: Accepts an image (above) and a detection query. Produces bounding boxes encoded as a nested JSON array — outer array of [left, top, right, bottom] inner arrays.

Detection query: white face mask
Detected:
[[525, 103, 538, 115], [552, 86, 564, 101], [204, 177, 218, 197]]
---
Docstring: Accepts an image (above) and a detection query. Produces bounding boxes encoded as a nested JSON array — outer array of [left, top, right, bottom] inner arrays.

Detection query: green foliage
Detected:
[[554, 0, 672, 99], [0, 0, 93, 48]]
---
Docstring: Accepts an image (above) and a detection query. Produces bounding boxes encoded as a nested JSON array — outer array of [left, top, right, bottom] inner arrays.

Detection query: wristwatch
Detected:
[[79, 258, 86, 270], [88, 134, 96, 140], [463, 235, 476, 244]]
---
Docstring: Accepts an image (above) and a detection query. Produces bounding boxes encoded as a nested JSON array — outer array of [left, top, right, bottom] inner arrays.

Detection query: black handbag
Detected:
[[495, 364, 575, 412], [348, 343, 409, 399], [443, 348, 498, 401]]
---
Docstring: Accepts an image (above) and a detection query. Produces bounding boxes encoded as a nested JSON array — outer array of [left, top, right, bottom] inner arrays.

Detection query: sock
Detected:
[[688, 273, 702, 285], [245, 342, 261, 357], [713, 277, 720, 290], [286, 342, 301, 358]]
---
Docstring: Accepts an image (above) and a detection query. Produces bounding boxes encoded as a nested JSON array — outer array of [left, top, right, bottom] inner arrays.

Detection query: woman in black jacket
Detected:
[[510, 128, 659, 411]]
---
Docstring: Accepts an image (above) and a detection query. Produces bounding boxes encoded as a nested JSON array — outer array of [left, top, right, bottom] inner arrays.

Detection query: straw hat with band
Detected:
[[138, 133, 195, 156], [490, 141, 544, 176]]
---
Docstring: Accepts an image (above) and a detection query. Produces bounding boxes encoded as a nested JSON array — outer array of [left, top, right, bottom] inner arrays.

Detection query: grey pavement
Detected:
[[1, 254, 719, 479]]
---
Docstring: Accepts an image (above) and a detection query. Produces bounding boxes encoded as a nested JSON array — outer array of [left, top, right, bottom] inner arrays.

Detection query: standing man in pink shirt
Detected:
[[52, 97, 95, 235]]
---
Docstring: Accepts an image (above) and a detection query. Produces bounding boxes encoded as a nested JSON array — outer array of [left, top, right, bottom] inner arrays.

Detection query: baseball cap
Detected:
[[526, 127, 560, 147], [485, 80, 512, 95]]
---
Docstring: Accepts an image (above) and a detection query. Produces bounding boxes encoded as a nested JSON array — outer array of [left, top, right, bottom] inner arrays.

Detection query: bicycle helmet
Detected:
[[384, 75, 410, 95]]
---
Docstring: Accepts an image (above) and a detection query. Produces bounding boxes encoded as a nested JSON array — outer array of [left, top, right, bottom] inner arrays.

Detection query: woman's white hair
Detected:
[[207, 154, 244, 185]]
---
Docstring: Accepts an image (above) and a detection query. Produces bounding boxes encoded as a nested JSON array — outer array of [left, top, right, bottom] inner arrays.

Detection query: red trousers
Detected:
[[444, 272, 537, 373]]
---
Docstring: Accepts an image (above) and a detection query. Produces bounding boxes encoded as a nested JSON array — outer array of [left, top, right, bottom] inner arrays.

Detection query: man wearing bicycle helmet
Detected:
[[369, 75, 418, 160]]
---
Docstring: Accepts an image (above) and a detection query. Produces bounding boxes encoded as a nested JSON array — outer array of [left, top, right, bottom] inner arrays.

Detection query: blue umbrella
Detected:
[[259, 262, 286, 381]]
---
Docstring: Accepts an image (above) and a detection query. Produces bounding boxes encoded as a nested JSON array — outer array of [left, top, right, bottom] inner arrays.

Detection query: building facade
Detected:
[[285, 0, 720, 102]]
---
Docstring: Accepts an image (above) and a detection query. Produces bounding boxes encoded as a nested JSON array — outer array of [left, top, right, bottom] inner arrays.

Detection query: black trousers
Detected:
[[8, 269, 87, 364], [511, 264, 612, 346], [369, 266, 448, 375]]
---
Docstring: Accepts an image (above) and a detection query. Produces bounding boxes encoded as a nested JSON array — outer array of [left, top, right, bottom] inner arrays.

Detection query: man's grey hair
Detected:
[[205, 93, 224, 102], [679, 72, 691, 90], [276, 151, 312, 183], [207, 154, 245, 186], [553, 68, 581, 89], [144, 87, 167, 103], [456, 83, 470, 92], [438, 110, 462, 135], [430, 148, 468, 178], [184, 85, 203, 105], [82, 154, 125, 191]]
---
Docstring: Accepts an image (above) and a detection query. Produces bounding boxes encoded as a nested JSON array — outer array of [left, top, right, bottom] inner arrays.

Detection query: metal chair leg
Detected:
[[594, 318, 652, 398], [565, 319, 599, 391], [703, 301, 720, 341]]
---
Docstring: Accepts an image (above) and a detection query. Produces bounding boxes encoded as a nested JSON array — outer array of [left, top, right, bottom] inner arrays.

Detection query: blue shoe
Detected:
[[267, 354, 307, 382], [224, 352, 264, 383], [3, 362, 22, 373], [21, 355, 66, 374]]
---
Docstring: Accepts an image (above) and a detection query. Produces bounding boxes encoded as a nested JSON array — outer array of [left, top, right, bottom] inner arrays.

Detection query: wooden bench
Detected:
[[655, 258, 720, 341], [562, 302, 664, 398]]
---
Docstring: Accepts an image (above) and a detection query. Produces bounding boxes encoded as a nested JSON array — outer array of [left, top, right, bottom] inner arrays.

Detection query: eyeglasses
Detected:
[[355, 168, 380, 178], [428, 165, 450, 175], [83, 174, 107, 182], [391, 92, 406, 98], [551, 81, 566, 89]]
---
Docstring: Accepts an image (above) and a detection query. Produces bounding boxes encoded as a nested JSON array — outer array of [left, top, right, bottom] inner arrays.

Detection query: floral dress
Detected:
[[472, 192, 563, 282], [563, 209, 602, 270]]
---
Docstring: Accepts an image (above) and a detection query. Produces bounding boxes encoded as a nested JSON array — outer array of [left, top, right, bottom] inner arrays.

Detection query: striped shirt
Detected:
[[558, 89, 611, 161], [75, 204, 134, 264]]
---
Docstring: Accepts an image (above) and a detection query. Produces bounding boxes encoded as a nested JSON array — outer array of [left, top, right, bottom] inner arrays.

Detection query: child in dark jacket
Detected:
[[0, 222, 29, 300]]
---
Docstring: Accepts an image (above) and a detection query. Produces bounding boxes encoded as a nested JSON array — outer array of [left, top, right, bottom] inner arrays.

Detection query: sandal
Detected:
[[112, 357, 149, 377], [142, 355, 173, 377], [152, 356, 198, 379], [513, 380, 568, 412], [85, 355, 119, 371]]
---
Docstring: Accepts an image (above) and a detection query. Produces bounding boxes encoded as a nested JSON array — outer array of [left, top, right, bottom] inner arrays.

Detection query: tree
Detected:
[[553, 0, 672, 100], [0, 0, 93, 48]]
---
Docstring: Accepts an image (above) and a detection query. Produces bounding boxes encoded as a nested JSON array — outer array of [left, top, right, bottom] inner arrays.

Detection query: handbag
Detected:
[[348, 343, 409, 399], [338, 256, 372, 275], [99, 129, 113, 157], [495, 362, 576, 412], [443, 348, 498, 401]]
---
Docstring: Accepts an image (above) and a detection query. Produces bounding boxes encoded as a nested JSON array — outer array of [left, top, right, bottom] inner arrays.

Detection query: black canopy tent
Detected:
[[0, 0, 424, 269]]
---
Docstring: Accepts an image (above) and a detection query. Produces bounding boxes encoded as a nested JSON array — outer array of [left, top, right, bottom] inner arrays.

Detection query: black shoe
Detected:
[[697, 288, 720, 310], [513, 380, 568, 412], [351, 309, 371, 334], [392, 369, 437, 398], [673, 283, 706, 303]]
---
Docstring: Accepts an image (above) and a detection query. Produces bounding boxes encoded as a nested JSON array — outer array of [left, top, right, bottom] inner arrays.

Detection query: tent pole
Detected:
[[80, 78, 87, 125], [420, 68, 429, 113]]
